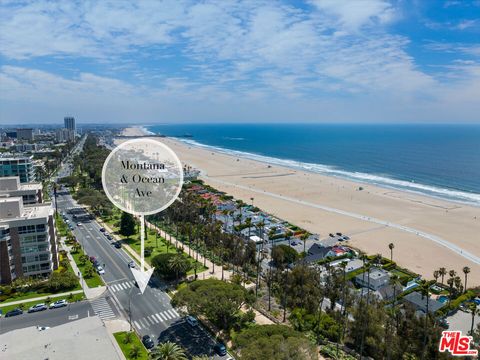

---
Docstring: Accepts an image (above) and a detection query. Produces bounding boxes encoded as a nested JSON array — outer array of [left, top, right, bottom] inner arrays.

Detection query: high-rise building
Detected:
[[0, 156, 35, 183], [16, 128, 34, 141], [55, 128, 74, 143], [64, 116, 76, 135], [0, 195, 58, 284]]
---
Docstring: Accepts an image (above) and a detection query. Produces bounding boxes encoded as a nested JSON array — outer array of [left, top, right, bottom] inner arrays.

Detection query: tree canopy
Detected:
[[233, 324, 316, 360], [119, 211, 136, 237], [172, 279, 254, 330]]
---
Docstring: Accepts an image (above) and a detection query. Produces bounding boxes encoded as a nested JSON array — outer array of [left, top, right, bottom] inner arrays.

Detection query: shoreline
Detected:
[[120, 126, 480, 285], [173, 137, 480, 209]]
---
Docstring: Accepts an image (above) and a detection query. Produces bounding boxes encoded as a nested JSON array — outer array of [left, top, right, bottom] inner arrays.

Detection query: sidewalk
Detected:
[[0, 289, 84, 308], [96, 216, 273, 326], [146, 221, 233, 281], [60, 237, 107, 300]]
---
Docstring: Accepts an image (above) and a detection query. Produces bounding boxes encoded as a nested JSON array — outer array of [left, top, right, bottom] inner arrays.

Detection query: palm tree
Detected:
[[419, 280, 431, 357], [463, 266, 471, 293], [439, 267, 447, 285], [388, 242, 395, 262], [468, 302, 478, 336], [168, 255, 189, 285], [245, 217, 252, 240], [337, 261, 348, 358], [359, 263, 372, 358], [447, 277, 455, 306], [433, 270, 440, 284], [150, 341, 187, 360], [454, 276, 463, 294], [301, 233, 309, 254]]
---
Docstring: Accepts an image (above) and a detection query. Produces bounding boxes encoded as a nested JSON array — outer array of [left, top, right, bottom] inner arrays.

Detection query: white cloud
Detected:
[[0, 1, 479, 123], [309, 0, 396, 31]]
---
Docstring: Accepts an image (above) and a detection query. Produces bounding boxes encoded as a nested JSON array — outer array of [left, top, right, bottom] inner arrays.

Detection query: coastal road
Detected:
[[57, 191, 179, 340], [204, 175, 480, 265], [56, 189, 230, 359]]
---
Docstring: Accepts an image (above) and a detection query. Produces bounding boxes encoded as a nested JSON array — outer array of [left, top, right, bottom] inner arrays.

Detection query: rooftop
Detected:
[[0, 316, 121, 360]]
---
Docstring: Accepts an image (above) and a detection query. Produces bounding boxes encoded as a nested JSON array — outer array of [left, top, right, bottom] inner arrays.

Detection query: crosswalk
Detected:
[[109, 280, 134, 293], [90, 297, 116, 320], [133, 309, 180, 330]]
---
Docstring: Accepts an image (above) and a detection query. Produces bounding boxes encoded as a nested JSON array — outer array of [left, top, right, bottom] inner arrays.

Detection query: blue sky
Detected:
[[0, 0, 479, 124]]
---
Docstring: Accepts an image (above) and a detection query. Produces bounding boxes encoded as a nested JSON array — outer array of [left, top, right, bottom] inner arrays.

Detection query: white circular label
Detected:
[[101, 138, 183, 215]]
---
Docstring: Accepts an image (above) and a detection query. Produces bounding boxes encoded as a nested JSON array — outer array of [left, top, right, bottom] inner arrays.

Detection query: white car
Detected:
[[96, 266, 105, 275], [37, 326, 50, 331], [77, 223, 82, 226], [49, 299, 68, 309]]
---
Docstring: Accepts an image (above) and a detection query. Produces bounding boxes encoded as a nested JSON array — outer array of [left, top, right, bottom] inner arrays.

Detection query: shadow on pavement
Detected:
[[158, 319, 217, 358]]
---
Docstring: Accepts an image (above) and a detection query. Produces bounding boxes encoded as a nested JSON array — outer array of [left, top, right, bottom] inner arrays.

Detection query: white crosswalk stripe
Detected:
[[136, 309, 180, 329], [110, 281, 133, 293], [134, 320, 141, 329], [90, 298, 116, 320], [163, 311, 173, 320]]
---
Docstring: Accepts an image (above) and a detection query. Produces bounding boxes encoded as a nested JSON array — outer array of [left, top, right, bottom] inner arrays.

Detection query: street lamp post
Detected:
[[128, 287, 142, 332]]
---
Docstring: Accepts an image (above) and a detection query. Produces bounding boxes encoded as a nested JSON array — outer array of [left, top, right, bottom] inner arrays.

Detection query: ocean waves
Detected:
[[177, 138, 480, 207]]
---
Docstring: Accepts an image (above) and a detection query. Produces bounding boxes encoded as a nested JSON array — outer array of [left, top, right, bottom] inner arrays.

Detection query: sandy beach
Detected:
[[121, 127, 480, 285]]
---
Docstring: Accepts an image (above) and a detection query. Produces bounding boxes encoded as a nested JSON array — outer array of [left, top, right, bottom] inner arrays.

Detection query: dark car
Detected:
[[99, 227, 105, 232], [114, 242, 122, 249], [336, 232, 343, 236], [329, 233, 335, 237], [142, 335, 155, 349], [213, 343, 227, 356], [5, 308, 23, 317]]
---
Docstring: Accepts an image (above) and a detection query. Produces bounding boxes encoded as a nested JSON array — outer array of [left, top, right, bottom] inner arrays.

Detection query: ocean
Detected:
[[146, 123, 480, 207]]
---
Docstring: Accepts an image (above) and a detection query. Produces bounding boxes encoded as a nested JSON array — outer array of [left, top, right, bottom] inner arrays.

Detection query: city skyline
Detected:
[[0, 0, 479, 124]]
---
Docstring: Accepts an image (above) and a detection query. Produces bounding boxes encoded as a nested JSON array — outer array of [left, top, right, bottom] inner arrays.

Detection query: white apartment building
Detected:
[[0, 195, 58, 284], [0, 176, 43, 204]]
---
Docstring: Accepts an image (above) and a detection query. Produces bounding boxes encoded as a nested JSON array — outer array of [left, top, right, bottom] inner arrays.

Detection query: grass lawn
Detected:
[[0, 253, 82, 305], [0, 292, 85, 314], [70, 247, 104, 288], [113, 331, 149, 360], [55, 213, 69, 237], [102, 212, 208, 274]]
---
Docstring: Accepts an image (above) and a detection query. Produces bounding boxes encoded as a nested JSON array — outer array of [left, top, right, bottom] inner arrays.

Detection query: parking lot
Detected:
[[158, 318, 232, 360]]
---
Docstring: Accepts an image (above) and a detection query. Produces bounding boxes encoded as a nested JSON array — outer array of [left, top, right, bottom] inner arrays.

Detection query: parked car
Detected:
[[5, 308, 23, 317], [77, 223, 82, 226], [106, 235, 112, 240], [142, 335, 155, 349], [28, 303, 48, 313], [37, 326, 50, 331], [128, 261, 136, 268], [50, 299, 68, 309], [114, 242, 122, 249], [186, 315, 198, 327], [104, 232, 109, 236], [336, 232, 342, 236], [213, 343, 227, 356], [99, 227, 105, 232], [343, 236, 350, 240], [96, 266, 105, 275], [329, 233, 334, 237]]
